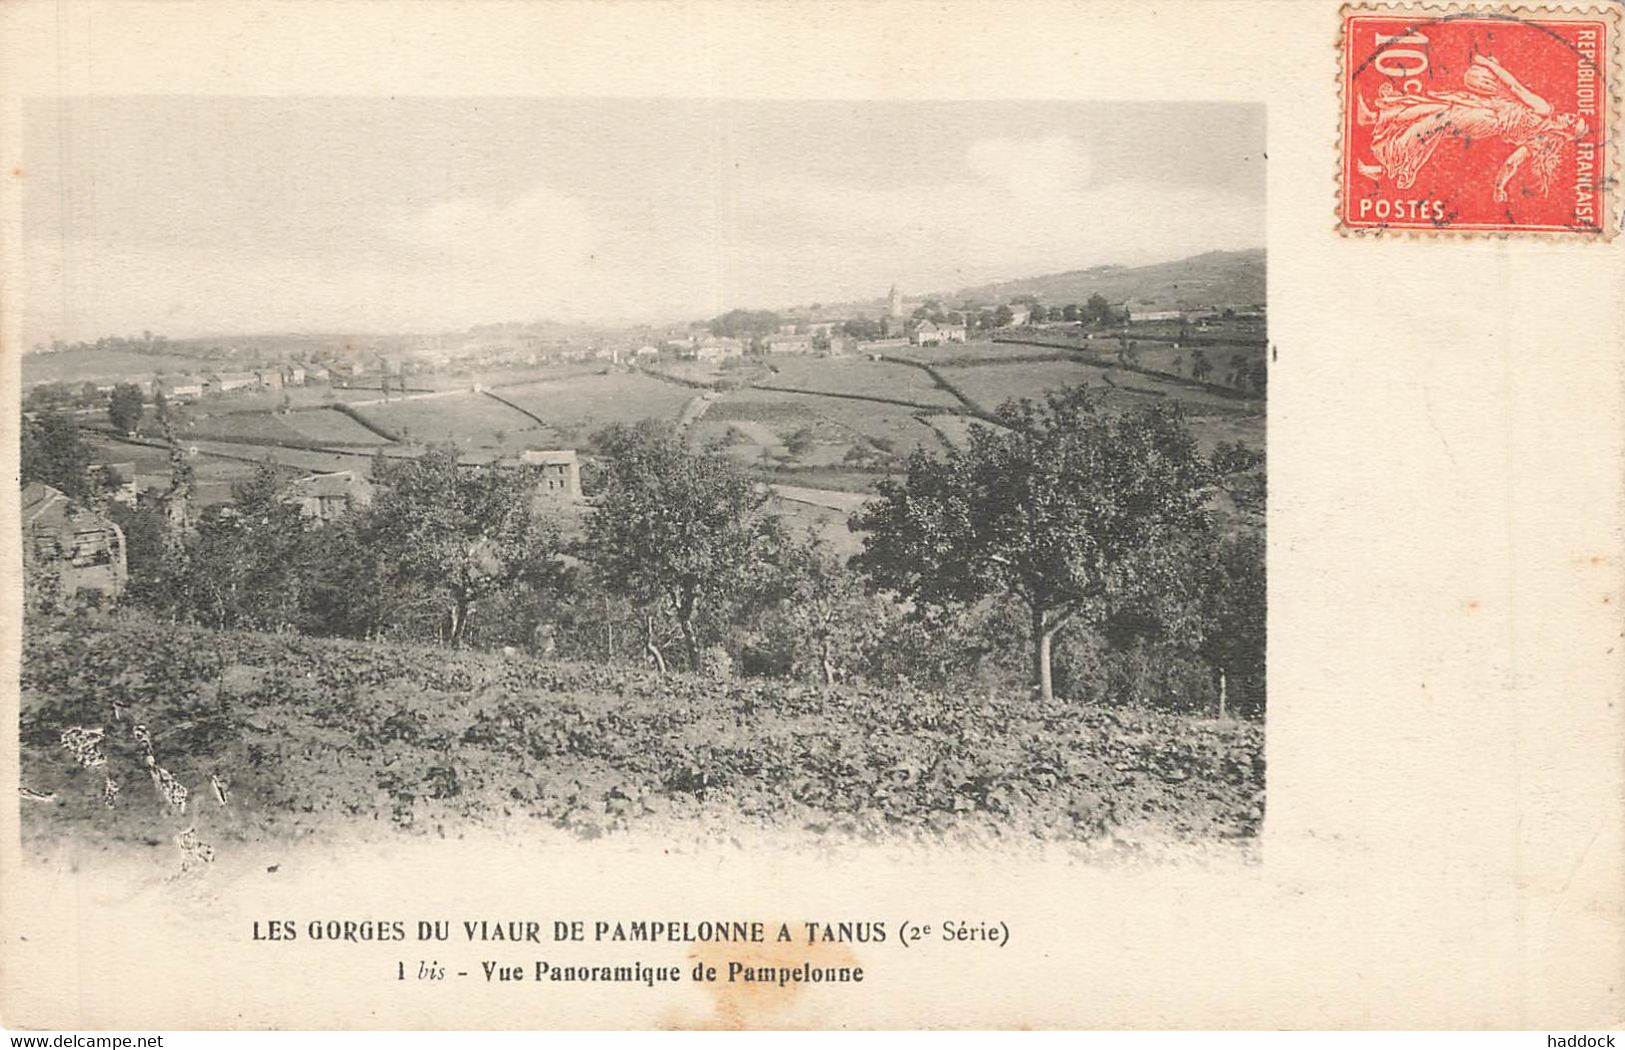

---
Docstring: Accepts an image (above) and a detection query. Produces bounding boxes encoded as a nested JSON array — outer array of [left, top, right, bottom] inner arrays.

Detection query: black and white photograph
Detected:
[[16, 98, 1266, 861]]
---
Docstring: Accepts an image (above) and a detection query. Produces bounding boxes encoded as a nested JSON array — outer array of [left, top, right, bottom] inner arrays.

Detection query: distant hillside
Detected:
[[941, 249, 1265, 310], [785, 248, 1265, 322]]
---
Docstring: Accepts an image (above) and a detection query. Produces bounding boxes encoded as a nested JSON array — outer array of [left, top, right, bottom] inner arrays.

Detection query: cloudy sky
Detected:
[[22, 98, 1263, 343]]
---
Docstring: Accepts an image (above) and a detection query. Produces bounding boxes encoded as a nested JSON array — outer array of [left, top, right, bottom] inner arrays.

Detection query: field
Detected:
[[937, 361, 1103, 415], [937, 357, 1264, 432], [496, 372, 694, 435], [62, 349, 1261, 555], [758, 356, 962, 409], [695, 388, 950, 469], [278, 408, 395, 446], [893, 339, 1077, 367], [176, 407, 391, 448], [23, 348, 213, 386], [19, 614, 1265, 852], [355, 393, 544, 449]]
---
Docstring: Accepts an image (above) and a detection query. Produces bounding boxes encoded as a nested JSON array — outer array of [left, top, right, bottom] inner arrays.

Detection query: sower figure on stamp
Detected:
[[1357, 54, 1588, 201]]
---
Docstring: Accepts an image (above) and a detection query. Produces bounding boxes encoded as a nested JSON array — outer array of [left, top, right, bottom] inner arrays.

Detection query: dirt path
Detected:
[[678, 392, 715, 430]]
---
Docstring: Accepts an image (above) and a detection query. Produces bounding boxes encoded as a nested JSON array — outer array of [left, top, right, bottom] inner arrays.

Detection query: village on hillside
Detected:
[[22, 252, 1265, 599]]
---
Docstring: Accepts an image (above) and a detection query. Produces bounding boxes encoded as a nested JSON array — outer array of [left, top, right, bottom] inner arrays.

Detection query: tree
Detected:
[[21, 412, 96, 498], [1085, 293, 1112, 325], [1030, 304, 1050, 324], [1191, 349, 1213, 383], [363, 446, 563, 645], [584, 422, 783, 670], [147, 463, 311, 630], [1227, 353, 1249, 389], [1199, 531, 1265, 718], [1062, 304, 1080, 323], [993, 305, 1014, 328], [708, 308, 783, 341], [851, 386, 1214, 703], [746, 530, 891, 685], [107, 383, 145, 436], [785, 427, 817, 457]]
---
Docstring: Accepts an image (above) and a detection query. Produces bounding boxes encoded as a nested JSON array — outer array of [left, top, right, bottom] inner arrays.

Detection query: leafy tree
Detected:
[[149, 464, 311, 630], [1191, 349, 1213, 383], [993, 305, 1014, 327], [785, 427, 817, 457], [107, 383, 145, 436], [1227, 353, 1250, 388], [21, 412, 96, 498], [1029, 304, 1050, 324], [1199, 531, 1266, 718], [744, 530, 892, 685], [363, 446, 564, 645], [708, 309, 783, 341], [107, 499, 170, 590], [1211, 441, 1265, 517], [1062, 304, 1080, 323], [1085, 293, 1112, 325], [851, 386, 1214, 703], [584, 422, 784, 670]]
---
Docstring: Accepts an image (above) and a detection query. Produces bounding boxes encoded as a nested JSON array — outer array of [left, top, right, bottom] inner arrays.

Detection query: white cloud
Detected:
[[22, 135, 1260, 341], [741, 134, 1261, 305], [965, 134, 1094, 200]]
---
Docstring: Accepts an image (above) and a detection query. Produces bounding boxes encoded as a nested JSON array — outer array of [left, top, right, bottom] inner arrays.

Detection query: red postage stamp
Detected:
[[1341, 4, 1619, 236]]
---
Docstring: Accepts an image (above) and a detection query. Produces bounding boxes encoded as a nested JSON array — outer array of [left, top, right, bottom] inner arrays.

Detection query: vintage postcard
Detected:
[[0, 0, 1620, 1032]]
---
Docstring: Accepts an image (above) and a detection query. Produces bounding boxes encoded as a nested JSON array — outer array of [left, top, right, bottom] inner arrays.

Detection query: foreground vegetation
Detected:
[[22, 378, 1265, 852], [20, 613, 1265, 848]]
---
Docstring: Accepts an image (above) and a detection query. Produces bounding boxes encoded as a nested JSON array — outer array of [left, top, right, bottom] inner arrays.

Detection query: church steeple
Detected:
[[888, 284, 903, 319]]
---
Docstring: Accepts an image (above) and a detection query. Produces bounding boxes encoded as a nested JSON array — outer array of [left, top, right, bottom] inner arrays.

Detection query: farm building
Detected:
[[257, 368, 284, 390], [911, 320, 969, 347], [285, 365, 307, 386], [22, 483, 128, 599], [153, 374, 208, 400], [765, 333, 814, 354], [283, 471, 374, 522], [306, 365, 331, 383], [693, 336, 744, 362], [210, 371, 258, 394], [1127, 305, 1187, 322], [634, 344, 661, 361], [1005, 304, 1032, 326], [519, 449, 582, 503]]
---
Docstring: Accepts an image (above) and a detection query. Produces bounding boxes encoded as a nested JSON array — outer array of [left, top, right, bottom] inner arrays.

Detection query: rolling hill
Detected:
[[940, 248, 1265, 310]]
